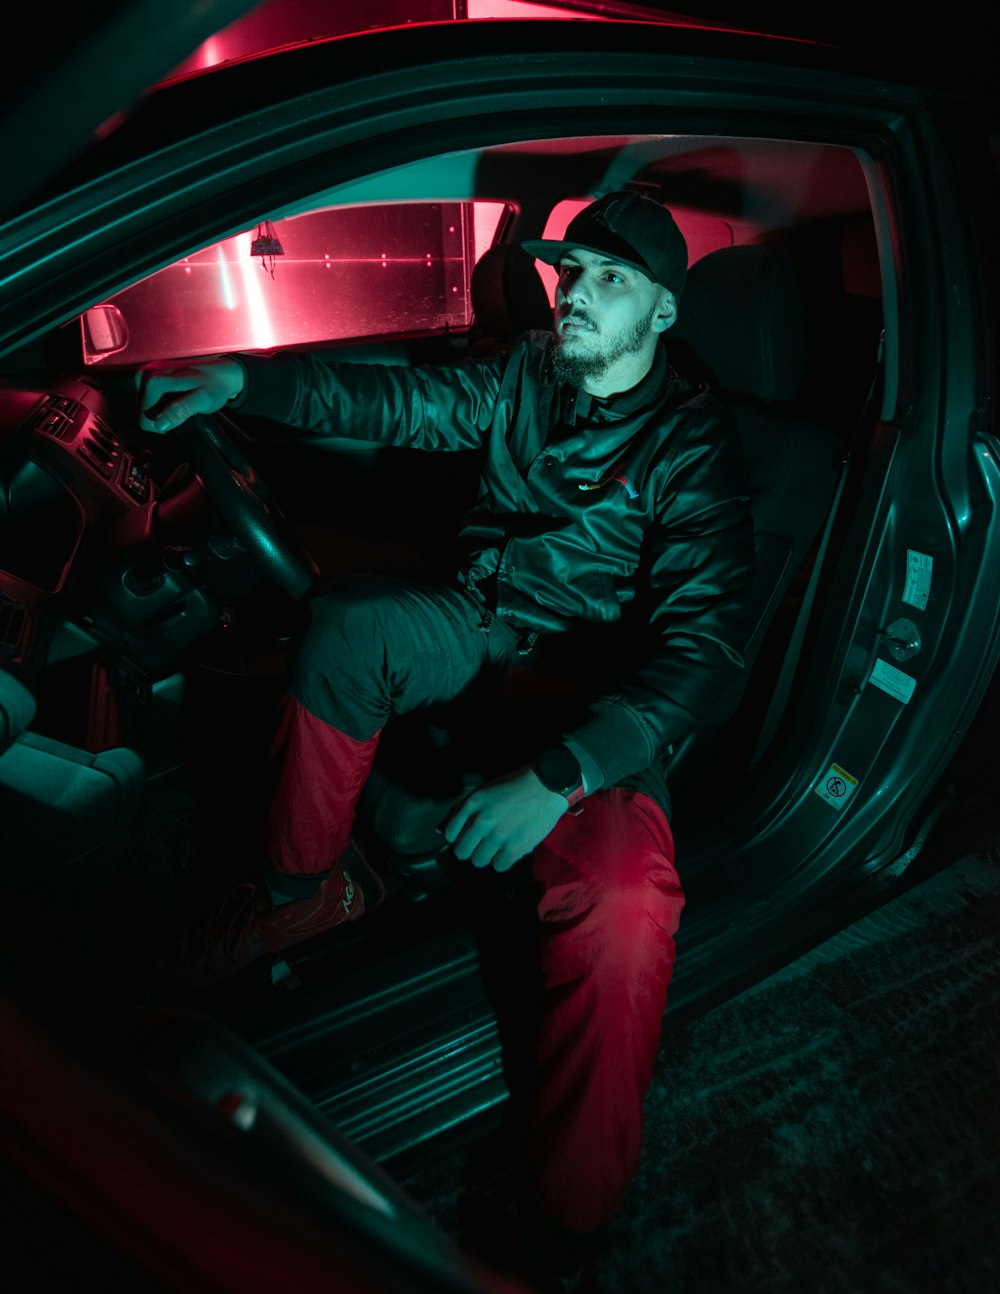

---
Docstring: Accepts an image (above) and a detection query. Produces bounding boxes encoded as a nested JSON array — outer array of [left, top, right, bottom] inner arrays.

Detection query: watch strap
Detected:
[[532, 745, 586, 808]]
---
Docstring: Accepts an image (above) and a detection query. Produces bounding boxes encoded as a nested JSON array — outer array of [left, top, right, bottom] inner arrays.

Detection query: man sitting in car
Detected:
[[136, 189, 755, 1290]]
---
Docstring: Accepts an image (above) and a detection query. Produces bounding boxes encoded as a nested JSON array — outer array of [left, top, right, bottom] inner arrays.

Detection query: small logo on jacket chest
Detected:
[[578, 473, 639, 500]]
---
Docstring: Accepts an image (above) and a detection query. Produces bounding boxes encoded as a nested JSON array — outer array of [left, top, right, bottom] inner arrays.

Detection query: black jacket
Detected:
[[235, 331, 755, 808]]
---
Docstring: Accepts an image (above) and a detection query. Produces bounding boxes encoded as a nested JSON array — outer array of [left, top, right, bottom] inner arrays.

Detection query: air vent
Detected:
[[31, 393, 82, 441]]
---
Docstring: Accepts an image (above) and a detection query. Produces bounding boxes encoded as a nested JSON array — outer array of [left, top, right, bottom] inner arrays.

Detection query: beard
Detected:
[[552, 304, 657, 388]]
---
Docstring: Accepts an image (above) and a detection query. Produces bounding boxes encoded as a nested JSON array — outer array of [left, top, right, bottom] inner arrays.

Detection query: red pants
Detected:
[[265, 693, 683, 1234], [528, 787, 682, 1232]]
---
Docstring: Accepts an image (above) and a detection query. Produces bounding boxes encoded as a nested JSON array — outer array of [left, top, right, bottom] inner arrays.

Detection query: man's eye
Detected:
[[603, 272, 625, 285]]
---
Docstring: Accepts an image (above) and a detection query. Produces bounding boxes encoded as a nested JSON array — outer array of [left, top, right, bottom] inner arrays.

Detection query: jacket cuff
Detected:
[[566, 699, 660, 789], [562, 738, 605, 796], [229, 352, 303, 423]]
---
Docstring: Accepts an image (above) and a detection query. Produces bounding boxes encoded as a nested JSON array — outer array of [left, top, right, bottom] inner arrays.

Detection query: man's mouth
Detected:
[[558, 313, 595, 334]]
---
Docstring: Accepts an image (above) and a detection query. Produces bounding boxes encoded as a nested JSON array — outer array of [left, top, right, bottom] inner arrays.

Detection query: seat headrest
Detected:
[[471, 244, 553, 343], [672, 245, 806, 402]]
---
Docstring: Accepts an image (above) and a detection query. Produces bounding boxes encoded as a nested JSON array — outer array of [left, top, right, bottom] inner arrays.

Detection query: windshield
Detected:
[[82, 201, 509, 365]]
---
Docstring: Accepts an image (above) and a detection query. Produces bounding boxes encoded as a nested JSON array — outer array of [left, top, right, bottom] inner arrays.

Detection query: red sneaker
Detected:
[[256, 857, 381, 954], [139, 844, 385, 1002]]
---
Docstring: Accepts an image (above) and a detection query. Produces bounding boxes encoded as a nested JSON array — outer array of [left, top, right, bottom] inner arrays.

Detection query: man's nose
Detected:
[[560, 271, 589, 305]]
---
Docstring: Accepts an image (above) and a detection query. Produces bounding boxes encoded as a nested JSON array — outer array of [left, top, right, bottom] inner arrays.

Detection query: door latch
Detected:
[[880, 617, 922, 662]]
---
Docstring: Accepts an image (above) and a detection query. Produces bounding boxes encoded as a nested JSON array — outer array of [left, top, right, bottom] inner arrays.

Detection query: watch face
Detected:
[[536, 746, 582, 795]]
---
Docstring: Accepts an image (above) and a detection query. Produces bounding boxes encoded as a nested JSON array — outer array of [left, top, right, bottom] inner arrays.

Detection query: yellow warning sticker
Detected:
[[815, 762, 859, 810]]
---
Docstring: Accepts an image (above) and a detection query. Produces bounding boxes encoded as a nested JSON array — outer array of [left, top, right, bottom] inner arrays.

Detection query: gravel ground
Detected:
[[399, 852, 1000, 1294]]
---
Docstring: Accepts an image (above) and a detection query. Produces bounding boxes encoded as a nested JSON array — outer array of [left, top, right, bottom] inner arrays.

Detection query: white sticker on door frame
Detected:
[[902, 549, 933, 611], [869, 657, 917, 704]]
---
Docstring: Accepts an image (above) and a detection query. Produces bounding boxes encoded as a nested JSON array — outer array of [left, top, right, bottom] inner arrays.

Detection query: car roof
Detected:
[[4, 2, 995, 227]]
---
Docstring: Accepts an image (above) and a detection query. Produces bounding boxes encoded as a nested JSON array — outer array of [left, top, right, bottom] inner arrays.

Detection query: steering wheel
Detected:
[[175, 413, 318, 600]]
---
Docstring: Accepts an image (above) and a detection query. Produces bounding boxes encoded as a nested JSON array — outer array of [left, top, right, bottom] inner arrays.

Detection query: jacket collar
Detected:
[[563, 341, 675, 425]]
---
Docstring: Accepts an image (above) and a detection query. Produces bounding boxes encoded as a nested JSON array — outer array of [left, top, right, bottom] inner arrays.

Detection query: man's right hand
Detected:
[[135, 356, 245, 434]]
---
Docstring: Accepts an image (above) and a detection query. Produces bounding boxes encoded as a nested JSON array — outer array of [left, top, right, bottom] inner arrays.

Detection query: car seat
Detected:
[[0, 665, 145, 903], [663, 243, 841, 794], [467, 244, 553, 356]]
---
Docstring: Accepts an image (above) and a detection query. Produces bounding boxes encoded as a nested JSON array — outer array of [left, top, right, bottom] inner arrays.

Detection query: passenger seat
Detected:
[[0, 666, 144, 903]]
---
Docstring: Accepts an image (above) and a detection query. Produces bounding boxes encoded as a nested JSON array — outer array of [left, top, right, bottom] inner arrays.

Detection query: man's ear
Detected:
[[651, 289, 678, 333]]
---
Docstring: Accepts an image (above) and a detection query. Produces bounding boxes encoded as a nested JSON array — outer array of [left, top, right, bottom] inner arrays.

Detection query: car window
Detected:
[[82, 200, 509, 366]]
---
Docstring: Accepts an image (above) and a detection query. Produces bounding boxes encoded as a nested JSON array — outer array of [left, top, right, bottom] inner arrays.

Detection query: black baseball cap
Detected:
[[522, 191, 688, 300]]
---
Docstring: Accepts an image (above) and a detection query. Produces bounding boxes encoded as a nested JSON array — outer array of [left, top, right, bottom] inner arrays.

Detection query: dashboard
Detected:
[[0, 376, 244, 693]]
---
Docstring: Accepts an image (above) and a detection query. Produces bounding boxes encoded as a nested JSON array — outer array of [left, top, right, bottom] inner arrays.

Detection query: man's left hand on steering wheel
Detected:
[[136, 359, 317, 600], [136, 356, 245, 433]]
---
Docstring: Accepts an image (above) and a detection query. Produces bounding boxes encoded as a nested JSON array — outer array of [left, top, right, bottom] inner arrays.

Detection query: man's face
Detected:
[[552, 248, 674, 391]]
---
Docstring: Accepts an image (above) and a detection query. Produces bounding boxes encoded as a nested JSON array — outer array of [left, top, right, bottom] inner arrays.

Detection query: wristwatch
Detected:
[[532, 745, 586, 810]]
